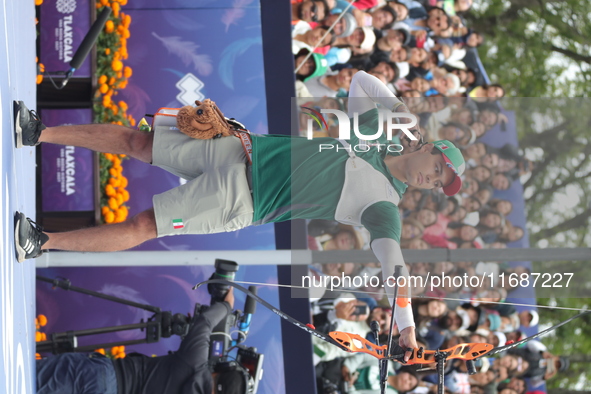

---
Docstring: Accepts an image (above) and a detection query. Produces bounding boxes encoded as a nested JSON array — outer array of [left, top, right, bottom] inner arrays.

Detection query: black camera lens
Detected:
[[208, 259, 239, 303]]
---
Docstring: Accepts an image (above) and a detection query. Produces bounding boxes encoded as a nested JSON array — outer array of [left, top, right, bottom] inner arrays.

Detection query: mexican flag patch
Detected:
[[172, 219, 184, 229]]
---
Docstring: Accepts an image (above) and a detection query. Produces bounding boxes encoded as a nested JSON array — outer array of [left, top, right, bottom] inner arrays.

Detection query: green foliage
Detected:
[[466, 0, 591, 97], [504, 98, 591, 247], [535, 292, 591, 389]]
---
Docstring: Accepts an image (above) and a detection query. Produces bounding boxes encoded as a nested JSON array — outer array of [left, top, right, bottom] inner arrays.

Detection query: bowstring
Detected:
[[230, 280, 589, 312]]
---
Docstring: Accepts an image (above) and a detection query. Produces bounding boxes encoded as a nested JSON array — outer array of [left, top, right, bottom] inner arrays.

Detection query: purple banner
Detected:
[[116, 4, 275, 251], [41, 109, 94, 212], [36, 265, 285, 394], [40, 0, 91, 77]]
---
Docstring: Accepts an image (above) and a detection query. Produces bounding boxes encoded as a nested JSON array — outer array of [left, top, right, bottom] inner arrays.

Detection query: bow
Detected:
[[193, 279, 589, 394]]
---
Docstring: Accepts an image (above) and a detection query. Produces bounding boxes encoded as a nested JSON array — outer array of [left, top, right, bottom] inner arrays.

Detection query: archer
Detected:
[[14, 71, 466, 356]]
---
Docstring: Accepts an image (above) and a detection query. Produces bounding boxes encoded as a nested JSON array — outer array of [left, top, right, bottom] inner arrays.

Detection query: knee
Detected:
[[128, 131, 154, 163], [129, 209, 158, 240]]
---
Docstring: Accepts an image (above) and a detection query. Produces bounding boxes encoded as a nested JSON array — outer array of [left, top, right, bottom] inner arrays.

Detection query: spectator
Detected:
[[404, 6, 452, 36], [320, 12, 357, 38], [292, 23, 335, 54], [292, 0, 330, 23], [488, 199, 513, 216], [470, 83, 505, 101], [309, 223, 365, 250], [491, 173, 512, 190], [437, 122, 476, 147], [305, 67, 359, 97], [295, 49, 329, 81], [367, 60, 400, 84]]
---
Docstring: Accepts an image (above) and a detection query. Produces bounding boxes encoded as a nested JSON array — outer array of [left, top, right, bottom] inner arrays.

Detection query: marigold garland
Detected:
[[95, 1, 135, 224]]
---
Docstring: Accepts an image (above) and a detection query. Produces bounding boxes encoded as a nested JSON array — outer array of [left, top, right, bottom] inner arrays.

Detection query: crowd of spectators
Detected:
[[292, 1, 569, 393]]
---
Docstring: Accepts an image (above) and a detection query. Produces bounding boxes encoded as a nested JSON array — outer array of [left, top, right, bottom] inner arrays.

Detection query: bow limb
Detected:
[[193, 279, 356, 353], [479, 309, 591, 358]]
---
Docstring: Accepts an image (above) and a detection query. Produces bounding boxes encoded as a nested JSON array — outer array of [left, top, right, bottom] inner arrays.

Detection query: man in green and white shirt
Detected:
[[15, 71, 466, 356]]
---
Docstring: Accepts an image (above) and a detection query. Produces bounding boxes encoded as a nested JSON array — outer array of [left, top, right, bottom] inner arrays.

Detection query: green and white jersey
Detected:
[[250, 108, 407, 243]]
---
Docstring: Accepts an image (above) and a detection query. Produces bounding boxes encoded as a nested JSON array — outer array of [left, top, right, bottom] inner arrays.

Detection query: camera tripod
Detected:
[[36, 275, 195, 354]]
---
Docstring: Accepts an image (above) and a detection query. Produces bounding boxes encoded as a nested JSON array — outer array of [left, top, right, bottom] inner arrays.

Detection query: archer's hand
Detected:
[[224, 287, 235, 308], [398, 326, 418, 362]]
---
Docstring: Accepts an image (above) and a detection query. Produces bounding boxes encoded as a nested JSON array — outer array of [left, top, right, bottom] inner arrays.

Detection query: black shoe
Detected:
[[14, 101, 46, 148], [14, 212, 49, 263]]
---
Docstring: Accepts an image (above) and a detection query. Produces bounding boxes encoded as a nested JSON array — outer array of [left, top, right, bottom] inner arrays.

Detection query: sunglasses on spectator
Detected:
[[309, 3, 319, 22]]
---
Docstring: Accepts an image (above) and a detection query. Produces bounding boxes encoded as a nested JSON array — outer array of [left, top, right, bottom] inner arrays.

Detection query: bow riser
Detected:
[[329, 331, 493, 364]]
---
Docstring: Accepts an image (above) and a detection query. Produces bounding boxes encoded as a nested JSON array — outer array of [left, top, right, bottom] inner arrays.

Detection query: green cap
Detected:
[[432, 140, 466, 196], [304, 53, 329, 82]]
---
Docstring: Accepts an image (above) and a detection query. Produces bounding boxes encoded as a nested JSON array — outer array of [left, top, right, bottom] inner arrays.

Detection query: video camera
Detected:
[[193, 259, 264, 394]]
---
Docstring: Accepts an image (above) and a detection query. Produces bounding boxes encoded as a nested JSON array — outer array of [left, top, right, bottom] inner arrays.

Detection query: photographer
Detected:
[[36, 288, 240, 394]]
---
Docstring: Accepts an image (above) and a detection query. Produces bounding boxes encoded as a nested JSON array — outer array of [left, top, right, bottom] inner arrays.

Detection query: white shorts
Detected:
[[151, 126, 253, 237]]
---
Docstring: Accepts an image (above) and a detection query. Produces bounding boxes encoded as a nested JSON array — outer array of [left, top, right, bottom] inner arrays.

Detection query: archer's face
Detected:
[[402, 145, 454, 192]]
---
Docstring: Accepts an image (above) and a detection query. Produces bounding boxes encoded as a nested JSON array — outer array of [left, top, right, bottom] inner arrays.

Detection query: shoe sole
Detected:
[[14, 213, 25, 263], [14, 101, 23, 149]]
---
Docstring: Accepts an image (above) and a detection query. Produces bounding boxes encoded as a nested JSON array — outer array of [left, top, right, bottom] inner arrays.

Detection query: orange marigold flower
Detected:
[[111, 105, 119, 116], [36, 75, 44, 84], [102, 95, 112, 107], [35, 0, 43, 5], [109, 177, 121, 188], [101, 0, 109, 5], [35, 332, 43, 342], [116, 194, 124, 206], [105, 20, 114, 33], [101, 206, 111, 215], [120, 0, 128, 6], [108, 197, 119, 210], [99, 84, 109, 94], [105, 48, 111, 55], [122, 29, 130, 39], [115, 352, 126, 359], [109, 167, 120, 177], [37, 314, 48, 327], [118, 101, 128, 111], [119, 176, 129, 188], [40, 333, 47, 341], [104, 211, 115, 223], [121, 189, 130, 202], [117, 205, 129, 217], [36, 353, 42, 360], [123, 66, 132, 78], [109, 76, 116, 86], [111, 346, 121, 356], [98, 75, 108, 84], [104, 153, 114, 160], [117, 80, 128, 89], [111, 2, 120, 17], [95, 349, 106, 355], [105, 184, 117, 197], [116, 71, 123, 79], [112, 59, 123, 72], [122, 14, 131, 28]]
